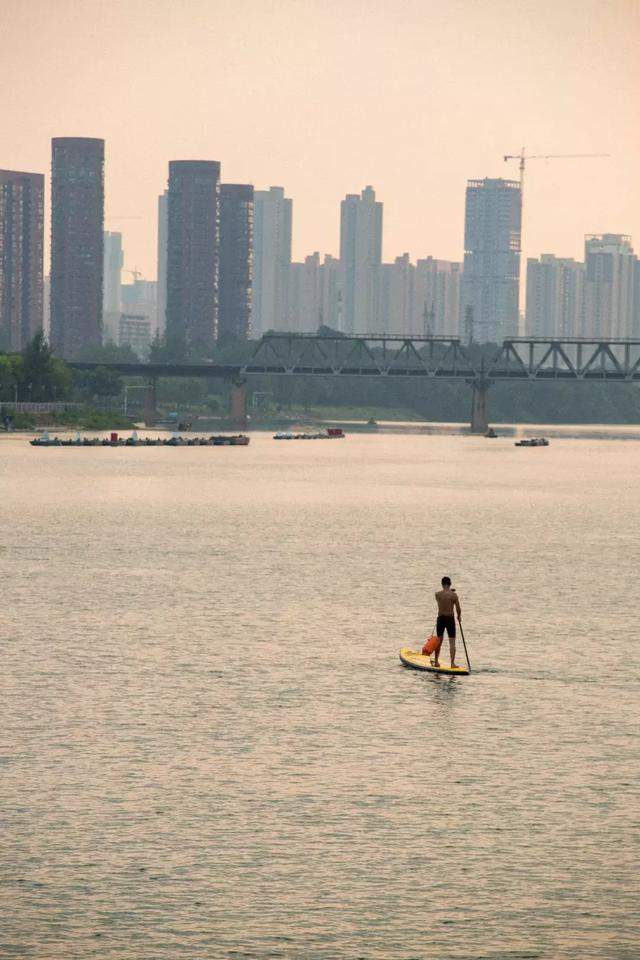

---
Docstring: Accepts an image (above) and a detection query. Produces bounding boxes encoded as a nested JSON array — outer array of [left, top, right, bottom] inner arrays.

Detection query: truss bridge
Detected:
[[69, 334, 640, 431]]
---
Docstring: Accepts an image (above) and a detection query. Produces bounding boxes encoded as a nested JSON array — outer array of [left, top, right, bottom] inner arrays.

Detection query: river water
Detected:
[[2, 429, 638, 959]]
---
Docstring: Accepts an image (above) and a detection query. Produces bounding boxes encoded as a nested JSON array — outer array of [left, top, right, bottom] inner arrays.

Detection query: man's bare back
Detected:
[[435, 587, 461, 618]]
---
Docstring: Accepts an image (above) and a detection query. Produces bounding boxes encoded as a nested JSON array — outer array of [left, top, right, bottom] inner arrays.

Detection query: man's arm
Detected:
[[454, 594, 461, 619]]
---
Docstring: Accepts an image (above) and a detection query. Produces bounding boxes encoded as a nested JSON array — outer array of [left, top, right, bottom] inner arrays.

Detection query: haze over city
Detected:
[[2, 0, 639, 277]]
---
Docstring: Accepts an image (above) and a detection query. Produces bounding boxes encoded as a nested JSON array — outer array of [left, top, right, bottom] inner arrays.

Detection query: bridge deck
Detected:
[[67, 335, 640, 383]]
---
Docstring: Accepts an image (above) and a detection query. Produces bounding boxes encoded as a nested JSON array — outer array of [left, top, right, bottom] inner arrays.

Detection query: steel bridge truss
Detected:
[[244, 334, 478, 378], [487, 338, 640, 381], [244, 334, 640, 383]]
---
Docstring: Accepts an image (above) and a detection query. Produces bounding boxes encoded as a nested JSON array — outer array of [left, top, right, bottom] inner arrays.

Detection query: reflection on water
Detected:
[[1, 431, 639, 958]]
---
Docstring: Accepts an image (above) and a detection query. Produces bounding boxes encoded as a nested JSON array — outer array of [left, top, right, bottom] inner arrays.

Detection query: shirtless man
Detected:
[[433, 576, 461, 668]]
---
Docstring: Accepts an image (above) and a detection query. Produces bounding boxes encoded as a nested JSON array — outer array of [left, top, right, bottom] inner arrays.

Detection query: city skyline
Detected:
[[2, 0, 638, 279]]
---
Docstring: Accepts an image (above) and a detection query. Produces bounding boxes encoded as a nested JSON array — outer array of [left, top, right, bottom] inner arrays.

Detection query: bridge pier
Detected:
[[143, 378, 158, 427], [229, 379, 248, 429], [470, 379, 490, 434]]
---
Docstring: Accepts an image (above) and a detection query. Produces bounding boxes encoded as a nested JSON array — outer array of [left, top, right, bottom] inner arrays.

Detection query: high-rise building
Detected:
[[0, 169, 44, 351], [253, 186, 292, 336], [289, 252, 321, 333], [219, 184, 253, 343], [50, 137, 104, 358], [525, 255, 585, 338], [103, 231, 123, 342], [460, 178, 521, 343], [378, 254, 414, 333], [414, 258, 462, 337], [166, 160, 220, 355], [583, 234, 636, 338], [156, 190, 168, 336], [340, 186, 383, 334]]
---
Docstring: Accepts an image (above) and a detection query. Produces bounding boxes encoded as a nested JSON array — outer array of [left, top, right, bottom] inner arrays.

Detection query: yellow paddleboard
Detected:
[[399, 647, 470, 676]]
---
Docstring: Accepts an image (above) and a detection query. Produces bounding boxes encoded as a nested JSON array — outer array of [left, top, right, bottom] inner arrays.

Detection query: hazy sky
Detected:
[[2, 0, 639, 279]]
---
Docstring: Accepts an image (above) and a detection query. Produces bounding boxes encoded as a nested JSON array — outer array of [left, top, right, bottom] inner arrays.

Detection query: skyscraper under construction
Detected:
[[460, 178, 521, 343]]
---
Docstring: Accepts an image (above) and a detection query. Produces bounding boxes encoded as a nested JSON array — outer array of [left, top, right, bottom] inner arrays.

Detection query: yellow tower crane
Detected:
[[503, 147, 610, 192]]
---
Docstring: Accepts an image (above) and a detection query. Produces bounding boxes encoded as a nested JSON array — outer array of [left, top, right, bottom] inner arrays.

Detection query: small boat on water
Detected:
[[274, 428, 344, 440], [515, 437, 549, 447]]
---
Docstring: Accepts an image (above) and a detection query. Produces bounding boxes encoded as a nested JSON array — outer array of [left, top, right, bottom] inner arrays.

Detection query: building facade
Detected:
[[50, 137, 104, 358], [156, 190, 168, 336], [414, 258, 462, 337], [253, 186, 292, 336], [103, 230, 123, 343], [378, 253, 414, 333], [525, 255, 585, 338], [289, 252, 322, 333], [119, 313, 151, 358], [0, 169, 44, 351], [166, 160, 220, 356], [340, 186, 383, 334], [121, 278, 157, 332], [219, 183, 253, 343], [460, 178, 521, 343], [319, 254, 344, 332], [583, 234, 636, 338]]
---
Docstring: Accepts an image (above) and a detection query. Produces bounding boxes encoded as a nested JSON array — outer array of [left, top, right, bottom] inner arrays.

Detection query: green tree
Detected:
[[18, 332, 72, 401], [0, 354, 22, 400], [77, 340, 140, 364]]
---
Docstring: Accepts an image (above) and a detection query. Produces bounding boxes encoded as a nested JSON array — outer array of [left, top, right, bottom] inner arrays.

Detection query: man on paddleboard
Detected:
[[433, 577, 461, 668]]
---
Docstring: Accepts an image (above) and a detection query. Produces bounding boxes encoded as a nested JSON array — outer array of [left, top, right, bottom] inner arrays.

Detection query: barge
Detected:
[[30, 431, 250, 448]]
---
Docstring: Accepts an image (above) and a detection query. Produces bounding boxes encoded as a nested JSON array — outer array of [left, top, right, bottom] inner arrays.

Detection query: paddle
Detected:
[[458, 618, 472, 673]]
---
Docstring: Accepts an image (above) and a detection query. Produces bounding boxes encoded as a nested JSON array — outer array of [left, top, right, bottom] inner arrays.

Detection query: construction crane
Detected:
[[503, 147, 610, 191], [502, 148, 610, 332], [124, 267, 143, 283]]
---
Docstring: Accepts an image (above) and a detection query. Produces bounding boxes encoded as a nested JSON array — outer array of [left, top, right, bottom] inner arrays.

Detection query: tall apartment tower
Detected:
[[50, 137, 104, 358], [0, 169, 44, 351], [340, 186, 383, 334], [156, 190, 168, 336], [166, 160, 220, 356], [525, 255, 585, 338], [583, 234, 637, 338], [460, 178, 521, 343], [253, 186, 292, 336], [219, 184, 253, 343]]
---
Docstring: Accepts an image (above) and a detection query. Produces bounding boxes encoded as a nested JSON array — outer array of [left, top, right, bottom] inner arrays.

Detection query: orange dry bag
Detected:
[[422, 635, 440, 656]]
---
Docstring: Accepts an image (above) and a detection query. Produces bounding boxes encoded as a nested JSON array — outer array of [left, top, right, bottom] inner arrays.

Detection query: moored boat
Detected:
[[515, 437, 549, 447]]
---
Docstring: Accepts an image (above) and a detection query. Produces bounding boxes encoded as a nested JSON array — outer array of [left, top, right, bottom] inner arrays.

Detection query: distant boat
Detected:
[[515, 437, 549, 447], [274, 428, 344, 440]]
